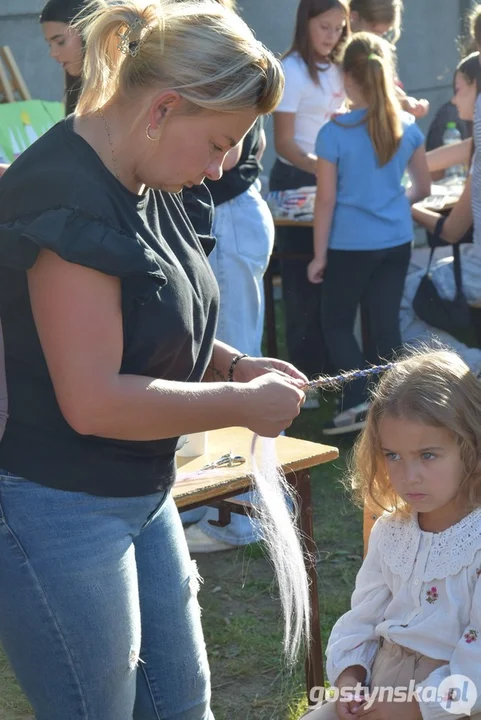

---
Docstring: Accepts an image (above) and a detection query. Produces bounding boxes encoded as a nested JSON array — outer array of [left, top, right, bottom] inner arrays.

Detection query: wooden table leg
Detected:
[[286, 468, 324, 703]]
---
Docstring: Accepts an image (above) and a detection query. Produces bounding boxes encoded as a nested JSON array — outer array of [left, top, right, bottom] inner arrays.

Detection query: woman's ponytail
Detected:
[[74, 0, 163, 114]]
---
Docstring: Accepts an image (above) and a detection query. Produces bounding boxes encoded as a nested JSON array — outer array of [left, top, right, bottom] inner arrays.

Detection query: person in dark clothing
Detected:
[[0, 2, 308, 718], [40, 0, 86, 115]]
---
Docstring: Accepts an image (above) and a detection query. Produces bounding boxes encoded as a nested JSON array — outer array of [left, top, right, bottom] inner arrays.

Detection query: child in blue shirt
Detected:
[[308, 31, 431, 435]]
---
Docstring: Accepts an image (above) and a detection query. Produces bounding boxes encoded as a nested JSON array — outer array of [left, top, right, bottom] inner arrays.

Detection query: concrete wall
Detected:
[[239, 0, 468, 173], [0, 0, 472, 172], [0, 0, 63, 103]]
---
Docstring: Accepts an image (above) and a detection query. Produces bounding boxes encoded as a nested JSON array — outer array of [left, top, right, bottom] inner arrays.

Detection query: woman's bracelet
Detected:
[[228, 353, 249, 382]]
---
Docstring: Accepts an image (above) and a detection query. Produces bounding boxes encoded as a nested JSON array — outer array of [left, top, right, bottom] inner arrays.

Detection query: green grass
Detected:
[[197, 423, 363, 720], [0, 304, 363, 720]]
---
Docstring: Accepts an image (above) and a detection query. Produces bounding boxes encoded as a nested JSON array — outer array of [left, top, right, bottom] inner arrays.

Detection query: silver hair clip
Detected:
[[116, 17, 151, 58]]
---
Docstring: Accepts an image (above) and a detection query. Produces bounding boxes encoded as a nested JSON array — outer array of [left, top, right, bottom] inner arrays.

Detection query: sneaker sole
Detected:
[[322, 418, 367, 436]]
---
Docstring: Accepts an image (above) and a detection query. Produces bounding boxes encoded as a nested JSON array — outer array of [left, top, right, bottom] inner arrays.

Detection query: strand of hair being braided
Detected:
[[305, 362, 395, 391]]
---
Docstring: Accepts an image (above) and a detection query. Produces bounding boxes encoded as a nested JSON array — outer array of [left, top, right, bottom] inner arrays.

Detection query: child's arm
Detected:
[[412, 176, 473, 244], [427, 139, 472, 174], [416, 570, 481, 719], [396, 85, 430, 119], [307, 157, 336, 284], [406, 145, 432, 205], [326, 518, 392, 688], [273, 113, 318, 175]]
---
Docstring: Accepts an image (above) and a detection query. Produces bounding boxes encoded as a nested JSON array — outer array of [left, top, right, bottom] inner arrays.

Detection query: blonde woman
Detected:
[[0, 1, 309, 718]]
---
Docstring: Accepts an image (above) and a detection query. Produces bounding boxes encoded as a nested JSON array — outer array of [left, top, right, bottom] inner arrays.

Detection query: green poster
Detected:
[[0, 99, 64, 163]]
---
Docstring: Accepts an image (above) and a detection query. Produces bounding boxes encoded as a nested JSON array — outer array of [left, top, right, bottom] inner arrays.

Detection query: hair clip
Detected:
[[116, 17, 151, 58], [368, 53, 380, 61]]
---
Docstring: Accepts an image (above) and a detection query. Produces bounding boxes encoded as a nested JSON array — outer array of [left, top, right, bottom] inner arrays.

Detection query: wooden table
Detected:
[[422, 180, 464, 213], [174, 427, 339, 703]]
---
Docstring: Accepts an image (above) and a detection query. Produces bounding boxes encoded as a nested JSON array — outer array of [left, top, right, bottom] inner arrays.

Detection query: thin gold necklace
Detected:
[[97, 108, 120, 180]]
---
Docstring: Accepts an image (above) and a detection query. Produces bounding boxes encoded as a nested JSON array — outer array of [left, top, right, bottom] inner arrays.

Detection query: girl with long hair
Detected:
[[40, 0, 87, 115], [303, 348, 481, 719], [307, 32, 430, 435], [269, 0, 350, 391]]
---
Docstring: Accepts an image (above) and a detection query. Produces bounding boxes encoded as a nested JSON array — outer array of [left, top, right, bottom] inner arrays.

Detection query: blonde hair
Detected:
[[74, 0, 283, 115], [350, 348, 481, 517], [341, 32, 402, 166], [350, 0, 403, 43]]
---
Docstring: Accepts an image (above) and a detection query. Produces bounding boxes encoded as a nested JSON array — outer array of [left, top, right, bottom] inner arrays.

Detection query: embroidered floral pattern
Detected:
[[426, 586, 438, 604], [464, 629, 479, 644]]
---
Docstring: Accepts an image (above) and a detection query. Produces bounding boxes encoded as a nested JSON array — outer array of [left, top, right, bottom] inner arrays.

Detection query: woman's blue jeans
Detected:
[[0, 471, 214, 720]]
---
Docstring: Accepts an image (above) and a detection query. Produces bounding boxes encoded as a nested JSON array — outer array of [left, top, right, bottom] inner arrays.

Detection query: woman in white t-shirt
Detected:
[[269, 0, 349, 388]]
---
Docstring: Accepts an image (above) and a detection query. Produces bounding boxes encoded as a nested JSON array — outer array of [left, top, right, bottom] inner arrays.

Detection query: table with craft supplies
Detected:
[[265, 180, 466, 359], [174, 426, 339, 703]]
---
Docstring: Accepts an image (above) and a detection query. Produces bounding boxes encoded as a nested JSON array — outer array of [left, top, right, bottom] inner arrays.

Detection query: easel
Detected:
[[0, 46, 31, 103]]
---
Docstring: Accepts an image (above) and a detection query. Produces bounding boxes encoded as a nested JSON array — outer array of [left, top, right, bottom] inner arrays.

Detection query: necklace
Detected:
[[97, 108, 120, 180]]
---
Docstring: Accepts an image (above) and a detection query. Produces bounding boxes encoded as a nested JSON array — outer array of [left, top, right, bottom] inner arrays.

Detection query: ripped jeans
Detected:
[[0, 471, 214, 720]]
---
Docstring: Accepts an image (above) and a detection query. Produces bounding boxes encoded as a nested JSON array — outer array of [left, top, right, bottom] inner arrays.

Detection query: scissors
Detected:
[[199, 451, 246, 472]]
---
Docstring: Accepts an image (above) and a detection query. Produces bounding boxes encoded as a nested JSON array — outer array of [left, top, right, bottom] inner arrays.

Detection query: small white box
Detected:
[[176, 432, 208, 458]]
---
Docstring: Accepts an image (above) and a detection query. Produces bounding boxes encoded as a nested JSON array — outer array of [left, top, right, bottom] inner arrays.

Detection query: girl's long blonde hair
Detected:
[[73, 0, 283, 116], [350, 348, 481, 516], [350, 0, 403, 43], [342, 32, 402, 166]]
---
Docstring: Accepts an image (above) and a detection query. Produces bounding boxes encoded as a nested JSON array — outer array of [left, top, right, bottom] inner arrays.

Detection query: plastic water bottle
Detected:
[[443, 122, 465, 179]]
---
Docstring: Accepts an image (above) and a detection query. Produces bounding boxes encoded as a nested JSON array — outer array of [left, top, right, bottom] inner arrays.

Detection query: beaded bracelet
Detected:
[[228, 353, 249, 382]]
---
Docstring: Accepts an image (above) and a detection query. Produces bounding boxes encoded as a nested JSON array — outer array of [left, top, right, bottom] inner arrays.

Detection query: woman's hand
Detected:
[[233, 357, 307, 436], [238, 371, 306, 437], [307, 256, 327, 284], [233, 356, 308, 385]]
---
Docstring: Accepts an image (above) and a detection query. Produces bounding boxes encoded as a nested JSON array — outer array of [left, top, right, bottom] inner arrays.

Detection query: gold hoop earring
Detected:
[[145, 124, 160, 141]]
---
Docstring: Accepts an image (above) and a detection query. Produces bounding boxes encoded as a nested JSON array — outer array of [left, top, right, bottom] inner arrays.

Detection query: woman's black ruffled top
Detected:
[[0, 117, 219, 497]]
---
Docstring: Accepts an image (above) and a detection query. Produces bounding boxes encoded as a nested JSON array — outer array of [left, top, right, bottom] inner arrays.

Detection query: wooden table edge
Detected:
[[173, 447, 339, 508]]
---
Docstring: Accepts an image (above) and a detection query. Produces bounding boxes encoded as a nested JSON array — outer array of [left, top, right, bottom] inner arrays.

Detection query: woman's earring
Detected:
[[145, 124, 160, 141]]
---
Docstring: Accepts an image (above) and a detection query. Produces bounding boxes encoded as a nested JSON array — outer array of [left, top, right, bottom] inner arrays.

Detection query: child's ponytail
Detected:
[[365, 50, 402, 165], [343, 33, 402, 166]]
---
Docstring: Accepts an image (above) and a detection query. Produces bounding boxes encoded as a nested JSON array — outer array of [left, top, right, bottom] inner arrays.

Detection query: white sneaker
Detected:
[[323, 401, 371, 436], [184, 524, 235, 554]]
